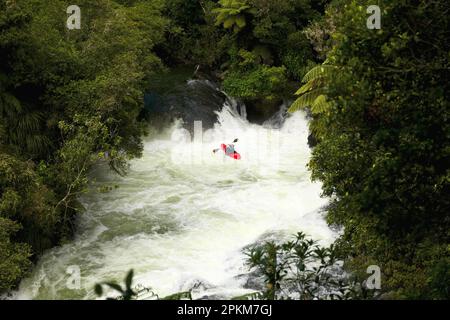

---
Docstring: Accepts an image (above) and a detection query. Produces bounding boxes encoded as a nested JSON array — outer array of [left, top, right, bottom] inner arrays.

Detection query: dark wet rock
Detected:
[[144, 66, 293, 132], [245, 99, 283, 124], [185, 279, 214, 292], [145, 79, 228, 132], [262, 101, 290, 129], [308, 132, 318, 148], [240, 272, 265, 292]]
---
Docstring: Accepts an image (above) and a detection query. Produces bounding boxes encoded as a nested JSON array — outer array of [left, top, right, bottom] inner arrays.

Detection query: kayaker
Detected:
[[213, 138, 239, 157]]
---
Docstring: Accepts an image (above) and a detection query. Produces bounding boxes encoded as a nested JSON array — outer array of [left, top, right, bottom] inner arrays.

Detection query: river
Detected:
[[13, 80, 336, 300]]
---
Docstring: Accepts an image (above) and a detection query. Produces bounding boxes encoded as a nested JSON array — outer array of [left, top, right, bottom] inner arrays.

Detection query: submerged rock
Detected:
[[245, 98, 283, 124], [146, 77, 241, 133]]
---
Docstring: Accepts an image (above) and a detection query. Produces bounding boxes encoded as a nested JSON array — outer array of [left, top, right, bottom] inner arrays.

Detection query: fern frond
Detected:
[[214, 11, 227, 24], [214, 0, 251, 32], [288, 89, 322, 113], [223, 16, 235, 29], [0, 92, 22, 116], [16, 111, 42, 138], [25, 134, 51, 155], [290, 62, 339, 114], [302, 65, 336, 83], [309, 117, 327, 138], [295, 81, 314, 95], [235, 15, 246, 28], [311, 95, 329, 114], [296, 77, 327, 95]]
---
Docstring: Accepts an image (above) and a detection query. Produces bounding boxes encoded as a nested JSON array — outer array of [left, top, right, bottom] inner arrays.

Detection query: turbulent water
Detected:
[[13, 93, 337, 300]]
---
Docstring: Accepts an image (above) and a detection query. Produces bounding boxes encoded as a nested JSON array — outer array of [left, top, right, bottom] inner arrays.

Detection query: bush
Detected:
[[0, 217, 32, 292], [222, 49, 287, 100], [244, 232, 379, 300], [304, 0, 450, 298]]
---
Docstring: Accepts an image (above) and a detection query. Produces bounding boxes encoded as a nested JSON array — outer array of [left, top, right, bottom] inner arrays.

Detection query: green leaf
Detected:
[[311, 95, 329, 114], [289, 89, 322, 113], [302, 65, 336, 83], [223, 17, 235, 29], [295, 81, 314, 95], [235, 15, 246, 28]]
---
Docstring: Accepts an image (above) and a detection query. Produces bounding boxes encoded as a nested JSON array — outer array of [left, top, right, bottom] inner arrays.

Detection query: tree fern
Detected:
[[302, 65, 336, 83], [308, 117, 328, 138], [289, 89, 322, 112], [295, 80, 315, 95], [0, 93, 50, 156], [16, 111, 42, 139], [24, 134, 51, 156], [0, 92, 23, 116], [212, 0, 254, 33], [311, 95, 329, 114], [288, 64, 338, 113]]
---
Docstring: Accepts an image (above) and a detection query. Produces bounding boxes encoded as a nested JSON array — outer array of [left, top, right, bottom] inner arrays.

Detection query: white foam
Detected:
[[12, 105, 336, 300]]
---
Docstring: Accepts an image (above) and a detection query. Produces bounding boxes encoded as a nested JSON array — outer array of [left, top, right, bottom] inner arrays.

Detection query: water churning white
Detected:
[[14, 103, 336, 299]]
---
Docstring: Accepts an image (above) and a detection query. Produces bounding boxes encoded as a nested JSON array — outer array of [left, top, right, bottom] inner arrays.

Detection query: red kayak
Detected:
[[221, 144, 241, 160]]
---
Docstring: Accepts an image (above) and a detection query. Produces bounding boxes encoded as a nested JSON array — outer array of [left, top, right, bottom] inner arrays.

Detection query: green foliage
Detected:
[[281, 31, 316, 80], [222, 49, 287, 100], [148, 0, 331, 128], [251, 45, 273, 65], [306, 0, 450, 298], [427, 257, 450, 299], [245, 232, 378, 300], [303, 3, 339, 60], [0, 0, 168, 293], [160, 0, 232, 66], [212, 0, 255, 33], [212, 0, 326, 107], [289, 64, 338, 116], [164, 0, 205, 30], [0, 153, 57, 252], [0, 217, 32, 292], [248, 0, 323, 46], [223, 65, 287, 101]]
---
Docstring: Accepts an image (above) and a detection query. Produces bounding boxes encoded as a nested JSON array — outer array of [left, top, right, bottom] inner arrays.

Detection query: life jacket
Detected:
[[221, 144, 234, 155]]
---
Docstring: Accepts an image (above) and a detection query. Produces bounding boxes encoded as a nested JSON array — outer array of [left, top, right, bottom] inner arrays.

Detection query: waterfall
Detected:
[[12, 82, 336, 300]]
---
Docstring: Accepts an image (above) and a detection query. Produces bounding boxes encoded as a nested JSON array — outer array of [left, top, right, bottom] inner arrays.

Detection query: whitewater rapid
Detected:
[[14, 103, 336, 299]]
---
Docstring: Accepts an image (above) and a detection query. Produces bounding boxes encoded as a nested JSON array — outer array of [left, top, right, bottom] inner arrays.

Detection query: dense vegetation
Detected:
[[0, 0, 167, 291], [1, 0, 448, 299], [291, 0, 450, 299]]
